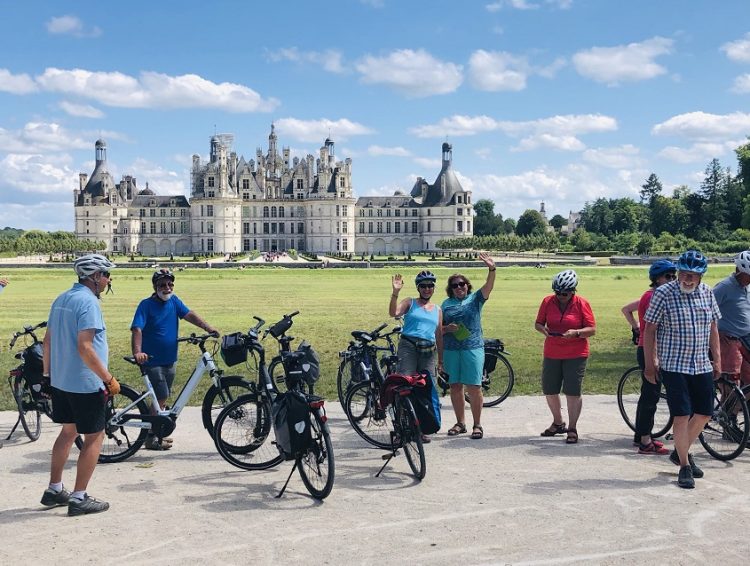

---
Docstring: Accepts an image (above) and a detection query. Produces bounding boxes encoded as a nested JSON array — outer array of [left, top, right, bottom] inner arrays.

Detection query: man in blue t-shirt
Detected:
[[131, 269, 218, 450]]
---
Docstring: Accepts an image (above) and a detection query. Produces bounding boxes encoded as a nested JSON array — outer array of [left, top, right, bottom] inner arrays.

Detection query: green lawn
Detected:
[[0, 264, 735, 409]]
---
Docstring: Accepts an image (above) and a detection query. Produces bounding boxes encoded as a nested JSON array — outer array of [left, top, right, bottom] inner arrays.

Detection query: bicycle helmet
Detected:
[[415, 270, 437, 286], [735, 250, 750, 275], [73, 254, 116, 278], [649, 259, 676, 281], [152, 268, 175, 287], [676, 250, 708, 274], [552, 269, 577, 292]]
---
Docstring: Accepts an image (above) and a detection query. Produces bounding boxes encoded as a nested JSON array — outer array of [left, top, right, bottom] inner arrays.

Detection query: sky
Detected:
[[2, 0, 750, 231]]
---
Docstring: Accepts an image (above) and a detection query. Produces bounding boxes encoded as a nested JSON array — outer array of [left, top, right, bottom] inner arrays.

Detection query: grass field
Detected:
[[0, 264, 735, 410]]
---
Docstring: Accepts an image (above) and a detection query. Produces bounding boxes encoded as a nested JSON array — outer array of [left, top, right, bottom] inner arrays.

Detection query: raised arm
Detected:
[[478, 252, 496, 300], [389, 274, 410, 318]]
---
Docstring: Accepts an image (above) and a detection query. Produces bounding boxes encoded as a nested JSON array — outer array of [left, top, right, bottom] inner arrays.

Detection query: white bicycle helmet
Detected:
[[73, 254, 116, 278], [552, 269, 578, 292], [735, 250, 750, 275]]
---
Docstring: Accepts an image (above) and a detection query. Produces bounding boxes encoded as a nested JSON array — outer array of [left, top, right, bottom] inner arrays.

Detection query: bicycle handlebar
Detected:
[[9, 321, 47, 349], [177, 332, 220, 345]]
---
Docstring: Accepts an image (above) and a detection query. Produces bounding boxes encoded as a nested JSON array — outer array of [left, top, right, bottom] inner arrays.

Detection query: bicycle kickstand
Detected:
[[375, 442, 400, 478], [276, 460, 298, 499], [5, 415, 22, 440]]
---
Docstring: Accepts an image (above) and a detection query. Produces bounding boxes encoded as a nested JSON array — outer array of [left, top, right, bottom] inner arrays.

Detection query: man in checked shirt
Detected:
[[643, 250, 722, 489]]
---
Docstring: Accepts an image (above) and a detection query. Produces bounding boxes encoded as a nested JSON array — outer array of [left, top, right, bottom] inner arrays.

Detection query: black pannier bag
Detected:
[[23, 343, 48, 394], [272, 390, 313, 460], [408, 372, 441, 435], [220, 333, 247, 367], [296, 341, 320, 385]]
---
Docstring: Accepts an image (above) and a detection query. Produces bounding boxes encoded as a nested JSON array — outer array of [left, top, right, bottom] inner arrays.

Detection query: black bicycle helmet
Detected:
[[649, 259, 676, 281], [152, 268, 175, 287], [415, 270, 437, 285]]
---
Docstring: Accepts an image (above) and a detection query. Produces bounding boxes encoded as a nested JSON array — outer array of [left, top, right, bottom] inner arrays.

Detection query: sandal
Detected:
[[471, 425, 483, 440], [540, 421, 567, 437], [566, 428, 578, 444], [447, 423, 467, 436]]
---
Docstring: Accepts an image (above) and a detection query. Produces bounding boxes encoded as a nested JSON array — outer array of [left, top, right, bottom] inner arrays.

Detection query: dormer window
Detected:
[[149, 199, 156, 207]]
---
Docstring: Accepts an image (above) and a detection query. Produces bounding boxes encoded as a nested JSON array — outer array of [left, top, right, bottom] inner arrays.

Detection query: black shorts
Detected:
[[51, 387, 106, 434], [661, 370, 714, 417]]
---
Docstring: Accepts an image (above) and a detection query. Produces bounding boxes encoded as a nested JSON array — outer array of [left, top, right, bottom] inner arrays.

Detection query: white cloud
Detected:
[[126, 158, 187, 196], [412, 157, 442, 169], [652, 111, 750, 141], [0, 69, 38, 94], [59, 101, 104, 118], [657, 141, 743, 164], [486, 1, 538, 11], [475, 148, 492, 160], [46, 15, 101, 38], [730, 73, 750, 94], [34, 68, 279, 113], [0, 201, 75, 231], [410, 113, 617, 139], [514, 134, 585, 152], [360, 0, 385, 7], [468, 50, 529, 91], [355, 49, 463, 97], [721, 33, 750, 63], [582, 145, 643, 169], [368, 145, 412, 157], [0, 122, 91, 153], [265, 47, 345, 74], [274, 117, 374, 143], [0, 153, 76, 195], [573, 37, 673, 85]]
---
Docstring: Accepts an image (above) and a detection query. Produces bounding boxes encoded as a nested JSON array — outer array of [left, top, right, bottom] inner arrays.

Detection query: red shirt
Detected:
[[536, 294, 596, 359], [636, 289, 654, 347]]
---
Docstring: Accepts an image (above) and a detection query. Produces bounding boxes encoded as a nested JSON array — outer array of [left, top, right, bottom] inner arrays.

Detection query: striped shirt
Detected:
[[644, 280, 721, 374]]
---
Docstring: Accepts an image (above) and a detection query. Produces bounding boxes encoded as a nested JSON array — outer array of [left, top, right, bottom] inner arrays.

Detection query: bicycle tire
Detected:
[[343, 380, 394, 449], [398, 397, 426, 480], [616, 366, 673, 439], [337, 356, 364, 405], [98, 384, 150, 464], [13, 376, 41, 441], [213, 393, 284, 470], [472, 351, 515, 408], [268, 357, 285, 394], [297, 410, 335, 500], [200, 375, 254, 436], [699, 384, 750, 461]]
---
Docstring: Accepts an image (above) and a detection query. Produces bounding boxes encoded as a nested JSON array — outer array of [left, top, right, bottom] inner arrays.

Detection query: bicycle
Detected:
[[97, 332, 252, 463], [6, 321, 52, 441], [213, 315, 334, 499], [435, 338, 515, 407], [698, 375, 750, 461], [616, 365, 673, 440]]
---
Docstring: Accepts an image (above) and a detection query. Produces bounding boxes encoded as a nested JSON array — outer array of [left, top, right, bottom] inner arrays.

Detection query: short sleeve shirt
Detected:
[[713, 274, 750, 337], [644, 281, 721, 374], [48, 283, 108, 393], [535, 294, 596, 359], [131, 294, 190, 366], [441, 291, 487, 350], [636, 289, 655, 347]]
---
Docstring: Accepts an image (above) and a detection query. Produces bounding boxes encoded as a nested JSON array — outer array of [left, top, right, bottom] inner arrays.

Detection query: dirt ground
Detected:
[[1, 396, 747, 565]]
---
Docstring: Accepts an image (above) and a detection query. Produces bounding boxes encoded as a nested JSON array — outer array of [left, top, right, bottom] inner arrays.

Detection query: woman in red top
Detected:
[[534, 270, 596, 444]]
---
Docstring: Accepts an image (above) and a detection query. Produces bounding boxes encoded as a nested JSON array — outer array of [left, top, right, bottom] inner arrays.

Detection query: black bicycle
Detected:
[[213, 315, 334, 499], [698, 376, 750, 461], [616, 366, 672, 440], [6, 321, 51, 441]]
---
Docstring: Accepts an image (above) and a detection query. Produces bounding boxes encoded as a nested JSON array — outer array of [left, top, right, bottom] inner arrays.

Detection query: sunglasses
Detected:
[[663, 273, 676, 280], [418, 283, 435, 289], [100, 271, 111, 279], [157, 281, 175, 289], [450, 281, 467, 289], [555, 290, 572, 296]]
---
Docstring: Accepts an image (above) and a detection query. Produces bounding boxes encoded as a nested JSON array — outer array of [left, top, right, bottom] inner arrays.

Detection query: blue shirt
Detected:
[[442, 291, 487, 351], [131, 294, 190, 366], [401, 299, 440, 342], [644, 280, 721, 374], [713, 274, 750, 337], [48, 283, 108, 393]]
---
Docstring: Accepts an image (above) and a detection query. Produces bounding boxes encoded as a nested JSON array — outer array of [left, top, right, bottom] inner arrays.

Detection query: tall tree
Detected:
[[699, 158, 728, 234], [549, 214, 567, 230], [640, 173, 663, 205], [472, 199, 503, 236], [515, 209, 548, 236]]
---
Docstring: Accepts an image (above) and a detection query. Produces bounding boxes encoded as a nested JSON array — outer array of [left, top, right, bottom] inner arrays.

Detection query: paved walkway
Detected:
[[0, 396, 747, 565]]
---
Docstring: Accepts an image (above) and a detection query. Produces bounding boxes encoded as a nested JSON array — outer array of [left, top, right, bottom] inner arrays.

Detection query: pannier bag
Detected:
[[272, 390, 313, 460], [23, 343, 50, 395], [220, 333, 247, 367], [268, 316, 293, 339], [380, 372, 441, 435], [296, 341, 320, 384]]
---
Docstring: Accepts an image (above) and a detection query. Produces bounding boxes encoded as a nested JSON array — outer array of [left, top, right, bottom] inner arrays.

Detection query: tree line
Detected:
[[439, 140, 750, 254], [0, 229, 106, 255]]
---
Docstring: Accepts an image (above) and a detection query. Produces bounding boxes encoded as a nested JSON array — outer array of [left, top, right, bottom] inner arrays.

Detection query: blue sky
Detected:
[[2, 0, 750, 231]]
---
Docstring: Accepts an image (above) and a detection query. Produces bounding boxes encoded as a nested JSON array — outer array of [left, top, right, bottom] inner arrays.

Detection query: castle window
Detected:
[[150, 222, 156, 234], [342, 222, 348, 234], [359, 222, 365, 233], [457, 220, 463, 232], [207, 238, 214, 251], [271, 206, 277, 218], [207, 190, 215, 198], [412, 210, 418, 217], [243, 193, 250, 201], [263, 206, 269, 218], [457, 208, 462, 215], [208, 177, 215, 188], [377, 209, 382, 217], [140, 209, 145, 217], [243, 222, 250, 235], [368, 222, 373, 234], [180, 209, 187, 217], [395, 222, 401, 233], [150, 199, 156, 207], [467, 221, 471, 232], [395, 209, 401, 217], [242, 179, 250, 190], [297, 222, 304, 233], [377, 222, 383, 233], [171, 209, 176, 217], [279, 223, 285, 234], [412, 221, 418, 232], [206, 205, 214, 217], [263, 223, 269, 234], [279, 206, 285, 218], [386, 222, 391, 233], [86, 211, 89, 217], [342, 238, 348, 251], [339, 177, 345, 188], [342, 205, 348, 216], [296, 179, 304, 189], [427, 210, 431, 216], [457, 195, 462, 204], [160, 209, 166, 217], [141, 222, 146, 234], [150, 209, 156, 217], [427, 221, 431, 232], [336, 205, 340, 217]]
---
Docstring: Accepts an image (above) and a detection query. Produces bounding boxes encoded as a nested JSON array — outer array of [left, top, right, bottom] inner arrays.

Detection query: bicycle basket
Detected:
[[483, 338, 505, 352], [268, 317, 293, 339], [220, 333, 247, 367]]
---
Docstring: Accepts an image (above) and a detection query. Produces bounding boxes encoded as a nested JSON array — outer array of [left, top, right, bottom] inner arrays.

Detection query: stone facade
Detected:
[[74, 129, 471, 255]]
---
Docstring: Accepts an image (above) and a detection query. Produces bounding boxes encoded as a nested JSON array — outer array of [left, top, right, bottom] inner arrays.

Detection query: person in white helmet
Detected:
[[713, 250, 750, 388], [41, 254, 120, 516]]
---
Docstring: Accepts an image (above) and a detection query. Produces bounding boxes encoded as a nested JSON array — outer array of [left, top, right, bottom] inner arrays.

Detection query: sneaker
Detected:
[[41, 487, 71, 507], [638, 442, 669, 455], [145, 436, 172, 451], [633, 438, 665, 448], [677, 465, 695, 489], [68, 495, 109, 516], [421, 434, 432, 444], [669, 450, 704, 478]]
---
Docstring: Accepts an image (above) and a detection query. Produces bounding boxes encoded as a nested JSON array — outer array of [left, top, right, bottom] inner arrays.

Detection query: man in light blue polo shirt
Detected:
[[713, 251, 750, 386], [41, 254, 120, 516]]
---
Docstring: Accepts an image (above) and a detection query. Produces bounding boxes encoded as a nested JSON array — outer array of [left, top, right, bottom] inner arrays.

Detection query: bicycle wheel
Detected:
[[13, 376, 41, 441], [344, 380, 394, 449], [213, 393, 284, 470], [200, 375, 254, 436], [699, 385, 750, 461], [397, 397, 426, 480], [616, 367, 673, 439], [337, 356, 365, 405], [99, 384, 150, 464], [471, 352, 514, 408], [297, 410, 335, 500], [268, 357, 286, 394]]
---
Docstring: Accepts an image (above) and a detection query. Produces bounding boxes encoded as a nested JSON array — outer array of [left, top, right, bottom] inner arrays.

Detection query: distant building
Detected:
[[74, 129, 471, 255], [562, 211, 582, 236]]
